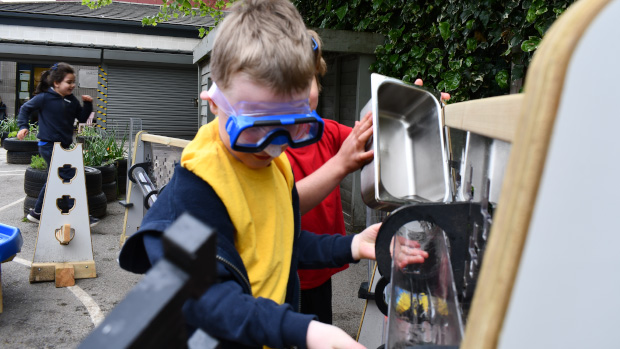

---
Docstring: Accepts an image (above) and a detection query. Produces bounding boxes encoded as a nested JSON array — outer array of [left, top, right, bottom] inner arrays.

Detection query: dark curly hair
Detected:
[[35, 62, 75, 95]]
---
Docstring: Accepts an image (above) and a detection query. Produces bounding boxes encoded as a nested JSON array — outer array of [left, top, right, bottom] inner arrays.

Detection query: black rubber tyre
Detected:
[[93, 164, 117, 184], [23, 195, 38, 215], [0, 132, 8, 148], [24, 167, 47, 197], [3, 138, 38, 152], [88, 191, 107, 218], [115, 159, 127, 195], [7, 151, 39, 164], [102, 181, 117, 202], [84, 166, 102, 195]]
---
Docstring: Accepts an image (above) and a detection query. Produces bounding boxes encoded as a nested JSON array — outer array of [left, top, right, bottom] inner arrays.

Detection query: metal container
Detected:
[[361, 74, 451, 210]]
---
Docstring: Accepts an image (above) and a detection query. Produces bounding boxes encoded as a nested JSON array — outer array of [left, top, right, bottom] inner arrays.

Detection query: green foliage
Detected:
[[30, 154, 47, 170], [0, 117, 19, 133], [106, 131, 128, 161], [24, 124, 38, 141], [293, 0, 576, 102], [78, 125, 102, 138], [81, 129, 127, 166], [82, 0, 229, 38]]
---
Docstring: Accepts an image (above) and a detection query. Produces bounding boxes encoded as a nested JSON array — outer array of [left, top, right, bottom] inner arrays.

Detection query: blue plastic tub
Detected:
[[0, 223, 23, 262]]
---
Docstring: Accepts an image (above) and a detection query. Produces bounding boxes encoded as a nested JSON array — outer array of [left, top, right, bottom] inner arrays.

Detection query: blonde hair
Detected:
[[211, 0, 315, 96]]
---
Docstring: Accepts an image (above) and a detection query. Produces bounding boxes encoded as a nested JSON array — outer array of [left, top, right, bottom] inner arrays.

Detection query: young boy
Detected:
[[118, 1, 427, 348], [286, 30, 374, 325]]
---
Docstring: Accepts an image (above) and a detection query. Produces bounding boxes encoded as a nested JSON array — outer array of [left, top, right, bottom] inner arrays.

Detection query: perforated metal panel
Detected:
[[106, 65, 198, 139]]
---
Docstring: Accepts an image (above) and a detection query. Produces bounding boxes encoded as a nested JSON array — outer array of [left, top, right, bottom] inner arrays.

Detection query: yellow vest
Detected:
[[181, 118, 294, 304]]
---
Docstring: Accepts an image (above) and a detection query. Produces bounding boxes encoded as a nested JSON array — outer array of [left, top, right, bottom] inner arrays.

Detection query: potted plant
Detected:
[[0, 117, 20, 148], [23, 154, 48, 215], [82, 131, 118, 202], [4, 123, 40, 164], [76, 125, 102, 150]]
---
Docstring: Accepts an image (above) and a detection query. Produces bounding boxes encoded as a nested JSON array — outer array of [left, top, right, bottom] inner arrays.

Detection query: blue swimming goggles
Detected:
[[208, 83, 324, 153]]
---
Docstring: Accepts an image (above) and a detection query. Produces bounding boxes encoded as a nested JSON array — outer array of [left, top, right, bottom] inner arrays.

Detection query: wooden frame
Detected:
[[120, 131, 189, 246], [460, 0, 612, 347]]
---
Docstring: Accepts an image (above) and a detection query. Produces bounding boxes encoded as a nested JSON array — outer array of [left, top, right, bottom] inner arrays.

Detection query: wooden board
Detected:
[[444, 94, 523, 143], [461, 0, 614, 347]]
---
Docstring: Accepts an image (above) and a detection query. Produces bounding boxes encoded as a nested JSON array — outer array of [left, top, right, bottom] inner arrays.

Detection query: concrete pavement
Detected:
[[0, 147, 371, 348]]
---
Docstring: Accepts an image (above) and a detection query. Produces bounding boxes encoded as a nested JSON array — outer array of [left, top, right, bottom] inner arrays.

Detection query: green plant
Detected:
[[107, 131, 127, 161], [0, 117, 19, 133], [30, 154, 47, 170], [78, 125, 103, 138], [83, 135, 111, 166], [294, 0, 576, 102], [81, 129, 127, 166], [24, 123, 38, 141], [7, 123, 38, 140]]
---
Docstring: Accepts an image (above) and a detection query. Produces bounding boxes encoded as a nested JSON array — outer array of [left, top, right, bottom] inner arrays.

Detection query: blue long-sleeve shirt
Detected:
[[17, 88, 92, 146], [119, 165, 357, 349]]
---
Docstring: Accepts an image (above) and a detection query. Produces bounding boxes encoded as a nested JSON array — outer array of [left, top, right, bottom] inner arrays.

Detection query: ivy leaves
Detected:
[[294, 0, 576, 102], [82, 0, 228, 38]]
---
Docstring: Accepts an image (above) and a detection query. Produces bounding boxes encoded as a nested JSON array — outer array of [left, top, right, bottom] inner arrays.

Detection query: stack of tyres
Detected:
[[93, 164, 118, 202], [23, 166, 107, 218], [3, 138, 39, 164]]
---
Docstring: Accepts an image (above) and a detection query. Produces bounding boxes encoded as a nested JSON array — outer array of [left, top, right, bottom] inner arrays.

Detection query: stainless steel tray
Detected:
[[360, 73, 451, 210]]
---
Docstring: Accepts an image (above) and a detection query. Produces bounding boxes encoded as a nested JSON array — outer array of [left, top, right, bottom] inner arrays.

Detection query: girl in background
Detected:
[[17, 62, 99, 227]]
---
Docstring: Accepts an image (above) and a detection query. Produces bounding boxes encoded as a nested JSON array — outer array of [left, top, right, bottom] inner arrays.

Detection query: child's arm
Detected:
[[16, 94, 43, 140], [296, 111, 373, 214], [306, 320, 366, 349], [75, 95, 93, 123]]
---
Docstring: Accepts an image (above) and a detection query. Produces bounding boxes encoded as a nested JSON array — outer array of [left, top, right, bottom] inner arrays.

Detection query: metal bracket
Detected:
[[358, 282, 375, 301], [128, 162, 152, 184]]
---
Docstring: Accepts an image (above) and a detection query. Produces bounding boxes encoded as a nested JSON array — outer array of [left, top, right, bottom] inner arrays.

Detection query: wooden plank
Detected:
[[141, 133, 190, 149], [55, 263, 75, 288], [30, 261, 96, 283], [461, 0, 612, 348], [30, 263, 55, 282], [443, 94, 524, 143]]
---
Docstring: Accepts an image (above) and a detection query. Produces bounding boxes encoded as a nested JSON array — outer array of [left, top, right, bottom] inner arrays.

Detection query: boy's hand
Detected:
[[306, 320, 366, 349], [17, 129, 28, 140], [392, 235, 429, 268], [82, 95, 93, 103], [333, 111, 374, 174], [351, 223, 381, 260], [414, 78, 451, 102]]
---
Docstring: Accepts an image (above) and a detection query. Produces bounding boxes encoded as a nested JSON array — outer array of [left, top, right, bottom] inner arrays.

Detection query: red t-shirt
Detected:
[[285, 119, 353, 289]]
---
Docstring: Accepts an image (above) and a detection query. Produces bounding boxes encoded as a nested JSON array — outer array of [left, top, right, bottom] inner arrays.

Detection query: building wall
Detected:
[[0, 61, 17, 118], [0, 24, 200, 52], [199, 62, 213, 125]]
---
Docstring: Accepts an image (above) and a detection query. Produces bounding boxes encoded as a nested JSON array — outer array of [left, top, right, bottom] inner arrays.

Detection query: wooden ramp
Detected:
[[29, 143, 96, 287]]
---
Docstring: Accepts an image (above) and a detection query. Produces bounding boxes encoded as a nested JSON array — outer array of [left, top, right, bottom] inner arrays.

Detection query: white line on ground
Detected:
[[0, 174, 25, 176], [67, 286, 105, 326], [12, 256, 31, 267], [11, 256, 105, 326], [0, 170, 26, 173], [0, 197, 25, 212]]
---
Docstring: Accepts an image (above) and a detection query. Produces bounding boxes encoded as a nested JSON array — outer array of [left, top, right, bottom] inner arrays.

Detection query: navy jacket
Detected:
[[119, 165, 357, 349], [17, 88, 92, 146]]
